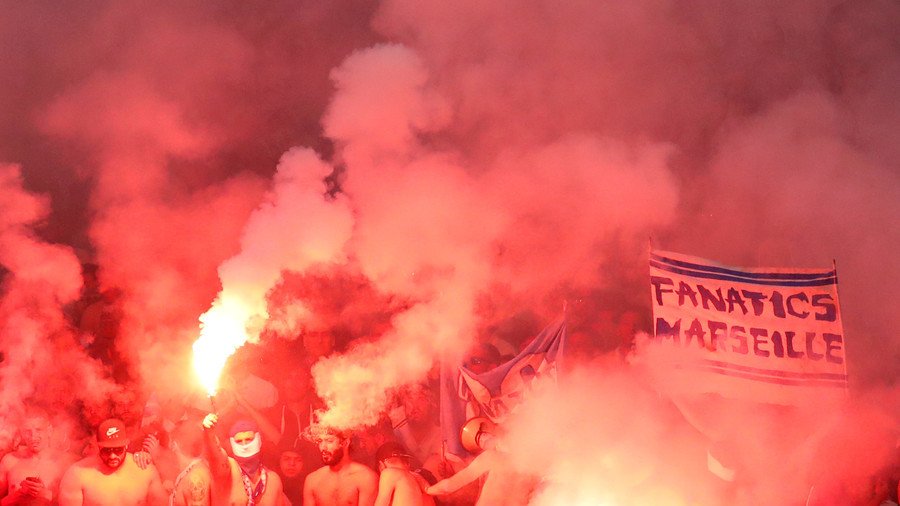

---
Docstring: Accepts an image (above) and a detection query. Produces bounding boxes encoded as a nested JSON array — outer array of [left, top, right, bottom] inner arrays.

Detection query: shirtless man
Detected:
[[373, 442, 434, 506], [169, 417, 212, 506], [303, 428, 377, 506], [58, 418, 166, 506], [0, 410, 70, 505], [201, 414, 284, 506]]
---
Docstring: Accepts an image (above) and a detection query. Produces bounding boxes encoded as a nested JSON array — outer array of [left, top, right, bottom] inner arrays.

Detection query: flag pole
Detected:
[[831, 258, 851, 395]]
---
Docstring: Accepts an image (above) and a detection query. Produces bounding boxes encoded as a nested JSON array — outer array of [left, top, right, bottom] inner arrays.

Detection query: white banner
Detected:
[[648, 250, 848, 404]]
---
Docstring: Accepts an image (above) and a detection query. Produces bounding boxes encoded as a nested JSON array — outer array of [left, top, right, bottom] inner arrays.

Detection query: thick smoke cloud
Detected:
[[502, 354, 899, 505], [1, 0, 898, 503], [366, 2, 899, 378], [0, 164, 116, 434], [1, 0, 379, 401]]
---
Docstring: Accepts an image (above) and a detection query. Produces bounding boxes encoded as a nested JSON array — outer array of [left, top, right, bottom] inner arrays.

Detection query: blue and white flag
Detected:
[[647, 249, 848, 404], [440, 317, 566, 460]]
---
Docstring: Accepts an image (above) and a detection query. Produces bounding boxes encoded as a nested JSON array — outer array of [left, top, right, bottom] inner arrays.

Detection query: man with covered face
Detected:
[[0, 410, 72, 505], [303, 427, 377, 506], [201, 414, 285, 506], [58, 418, 165, 506]]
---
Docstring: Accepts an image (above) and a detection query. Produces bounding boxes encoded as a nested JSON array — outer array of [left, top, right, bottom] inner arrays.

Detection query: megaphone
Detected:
[[460, 416, 497, 453]]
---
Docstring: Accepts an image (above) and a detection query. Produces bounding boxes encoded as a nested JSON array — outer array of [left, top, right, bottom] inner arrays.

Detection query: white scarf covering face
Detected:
[[230, 432, 262, 459]]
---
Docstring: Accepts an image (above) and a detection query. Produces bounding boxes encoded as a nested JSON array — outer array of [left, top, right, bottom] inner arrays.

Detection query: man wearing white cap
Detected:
[[58, 418, 165, 506]]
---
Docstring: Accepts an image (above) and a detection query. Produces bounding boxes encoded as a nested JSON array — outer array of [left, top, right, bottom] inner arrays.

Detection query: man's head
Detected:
[[314, 428, 349, 467], [279, 448, 304, 479], [19, 410, 51, 454], [96, 418, 128, 470], [228, 420, 262, 461], [110, 389, 142, 427], [375, 441, 413, 472], [399, 384, 437, 424]]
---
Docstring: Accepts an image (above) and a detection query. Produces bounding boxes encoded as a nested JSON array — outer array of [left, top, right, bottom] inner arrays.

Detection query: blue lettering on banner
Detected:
[[651, 276, 838, 323], [653, 316, 844, 365]]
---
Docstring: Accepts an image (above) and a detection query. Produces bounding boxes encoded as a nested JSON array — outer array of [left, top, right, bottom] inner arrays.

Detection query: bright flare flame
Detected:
[[192, 296, 253, 396]]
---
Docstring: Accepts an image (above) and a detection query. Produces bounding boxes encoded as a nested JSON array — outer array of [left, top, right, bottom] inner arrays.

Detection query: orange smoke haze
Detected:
[[1, 0, 898, 503]]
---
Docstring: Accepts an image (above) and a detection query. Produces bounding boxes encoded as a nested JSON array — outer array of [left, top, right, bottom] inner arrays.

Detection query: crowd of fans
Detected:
[[0, 311, 479, 505], [0, 263, 506, 505], [0, 263, 896, 505], [0, 360, 453, 505]]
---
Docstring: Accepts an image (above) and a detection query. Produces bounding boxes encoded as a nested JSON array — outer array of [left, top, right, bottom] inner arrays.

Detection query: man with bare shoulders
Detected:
[[303, 428, 377, 506], [0, 410, 71, 505], [373, 442, 434, 506], [169, 417, 212, 506], [58, 418, 165, 506], [201, 414, 284, 506]]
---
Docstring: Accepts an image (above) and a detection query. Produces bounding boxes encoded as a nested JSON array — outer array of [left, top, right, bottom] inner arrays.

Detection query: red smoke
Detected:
[[0, 164, 115, 430], [1, 0, 898, 503]]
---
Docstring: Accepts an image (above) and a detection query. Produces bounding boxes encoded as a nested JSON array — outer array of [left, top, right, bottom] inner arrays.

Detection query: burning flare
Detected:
[[192, 295, 258, 396]]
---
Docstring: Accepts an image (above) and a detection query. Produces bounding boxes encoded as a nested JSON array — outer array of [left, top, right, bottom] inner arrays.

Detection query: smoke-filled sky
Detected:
[[1, 0, 899, 503]]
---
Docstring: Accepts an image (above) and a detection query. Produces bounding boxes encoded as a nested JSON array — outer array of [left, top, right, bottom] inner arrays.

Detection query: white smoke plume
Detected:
[[194, 147, 354, 394], [501, 354, 899, 505], [308, 42, 680, 429]]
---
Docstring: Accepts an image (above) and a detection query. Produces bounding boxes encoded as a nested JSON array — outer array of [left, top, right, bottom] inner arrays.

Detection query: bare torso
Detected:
[[375, 468, 435, 506], [2, 450, 71, 503], [171, 460, 211, 506], [210, 459, 283, 506], [303, 462, 378, 506], [58, 453, 162, 506]]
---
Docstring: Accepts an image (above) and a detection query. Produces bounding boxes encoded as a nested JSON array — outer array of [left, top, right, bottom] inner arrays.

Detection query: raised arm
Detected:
[[426, 450, 493, 496], [201, 414, 231, 481]]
